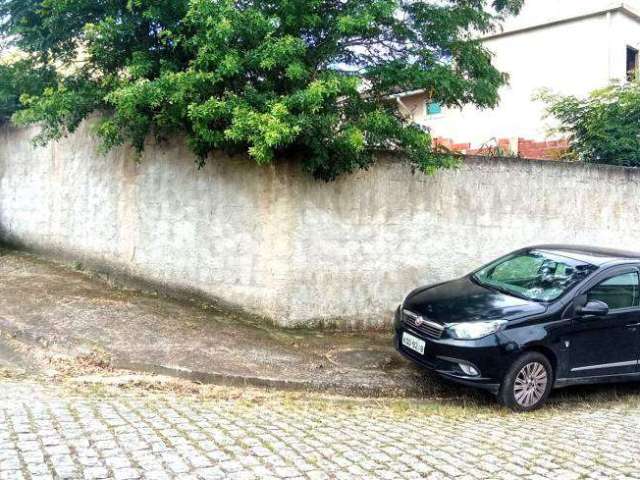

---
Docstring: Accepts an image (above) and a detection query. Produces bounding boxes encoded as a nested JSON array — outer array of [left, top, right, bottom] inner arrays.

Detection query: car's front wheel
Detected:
[[498, 352, 553, 412]]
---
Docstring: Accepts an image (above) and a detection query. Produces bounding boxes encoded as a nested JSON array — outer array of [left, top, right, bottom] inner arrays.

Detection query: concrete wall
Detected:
[[2, 122, 640, 329]]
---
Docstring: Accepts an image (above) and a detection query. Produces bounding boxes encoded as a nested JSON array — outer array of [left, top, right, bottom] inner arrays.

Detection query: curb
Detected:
[[0, 322, 427, 399], [114, 361, 422, 398]]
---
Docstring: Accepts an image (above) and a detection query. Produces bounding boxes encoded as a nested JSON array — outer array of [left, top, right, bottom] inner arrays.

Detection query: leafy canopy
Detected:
[[0, 58, 56, 123], [1, 0, 522, 180], [540, 83, 640, 167]]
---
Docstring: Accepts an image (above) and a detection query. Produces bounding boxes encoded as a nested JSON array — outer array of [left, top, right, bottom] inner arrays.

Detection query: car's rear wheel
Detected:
[[498, 352, 553, 412]]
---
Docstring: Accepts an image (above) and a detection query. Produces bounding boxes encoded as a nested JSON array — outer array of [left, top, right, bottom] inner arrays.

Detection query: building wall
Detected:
[[611, 10, 640, 79], [407, 8, 640, 147], [2, 123, 640, 329], [496, 0, 640, 34]]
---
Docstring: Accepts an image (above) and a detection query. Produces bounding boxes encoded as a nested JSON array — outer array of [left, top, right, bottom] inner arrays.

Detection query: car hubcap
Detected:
[[514, 362, 548, 407]]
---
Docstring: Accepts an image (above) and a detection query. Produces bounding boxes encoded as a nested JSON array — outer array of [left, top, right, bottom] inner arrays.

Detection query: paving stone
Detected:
[[140, 473, 165, 480], [83, 466, 110, 479], [106, 456, 132, 469], [113, 467, 142, 479], [0, 378, 639, 480]]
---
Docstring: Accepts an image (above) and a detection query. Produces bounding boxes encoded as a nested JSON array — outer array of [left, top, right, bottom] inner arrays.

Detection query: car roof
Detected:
[[525, 244, 640, 267]]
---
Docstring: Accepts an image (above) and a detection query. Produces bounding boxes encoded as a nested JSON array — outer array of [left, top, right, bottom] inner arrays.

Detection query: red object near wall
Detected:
[[433, 137, 569, 160]]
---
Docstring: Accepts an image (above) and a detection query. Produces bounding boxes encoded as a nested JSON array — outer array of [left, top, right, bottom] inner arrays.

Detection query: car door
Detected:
[[568, 268, 640, 378]]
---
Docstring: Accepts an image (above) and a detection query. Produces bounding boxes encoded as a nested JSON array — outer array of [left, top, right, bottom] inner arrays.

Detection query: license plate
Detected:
[[402, 332, 426, 355]]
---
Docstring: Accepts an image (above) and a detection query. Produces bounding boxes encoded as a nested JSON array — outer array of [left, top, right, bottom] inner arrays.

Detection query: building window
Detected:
[[426, 101, 442, 116], [627, 46, 638, 81]]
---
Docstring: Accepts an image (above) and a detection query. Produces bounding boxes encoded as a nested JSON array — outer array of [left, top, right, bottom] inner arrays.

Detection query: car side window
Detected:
[[587, 272, 640, 310]]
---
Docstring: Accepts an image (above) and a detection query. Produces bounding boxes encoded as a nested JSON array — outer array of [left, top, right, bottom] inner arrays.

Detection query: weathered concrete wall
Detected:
[[2, 121, 640, 329]]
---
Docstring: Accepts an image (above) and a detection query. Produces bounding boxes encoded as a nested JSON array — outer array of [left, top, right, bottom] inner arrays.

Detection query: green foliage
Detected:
[[13, 75, 107, 145], [0, 59, 56, 123], [1, 0, 522, 180], [540, 83, 640, 167]]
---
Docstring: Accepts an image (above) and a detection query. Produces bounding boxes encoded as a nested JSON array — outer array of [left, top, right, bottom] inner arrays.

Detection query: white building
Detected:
[[397, 0, 640, 150]]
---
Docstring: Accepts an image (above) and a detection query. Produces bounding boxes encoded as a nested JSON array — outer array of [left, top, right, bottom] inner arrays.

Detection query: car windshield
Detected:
[[473, 250, 598, 302]]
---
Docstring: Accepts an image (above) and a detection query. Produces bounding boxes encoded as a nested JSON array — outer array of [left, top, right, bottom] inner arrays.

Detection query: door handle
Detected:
[[626, 322, 640, 327]]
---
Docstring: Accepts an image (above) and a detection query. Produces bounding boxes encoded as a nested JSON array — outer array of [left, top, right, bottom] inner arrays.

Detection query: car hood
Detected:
[[403, 276, 546, 324]]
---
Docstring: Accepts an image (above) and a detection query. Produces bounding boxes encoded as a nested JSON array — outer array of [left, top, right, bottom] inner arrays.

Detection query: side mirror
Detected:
[[576, 300, 609, 317]]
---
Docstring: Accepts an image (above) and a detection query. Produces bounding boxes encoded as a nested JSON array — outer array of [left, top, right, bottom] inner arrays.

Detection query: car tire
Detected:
[[498, 352, 553, 412]]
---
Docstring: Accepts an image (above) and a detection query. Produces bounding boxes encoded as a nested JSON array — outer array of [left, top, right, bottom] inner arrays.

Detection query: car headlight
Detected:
[[447, 320, 507, 340]]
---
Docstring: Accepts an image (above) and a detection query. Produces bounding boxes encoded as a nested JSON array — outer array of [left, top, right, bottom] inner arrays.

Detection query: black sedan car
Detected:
[[394, 245, 640, 411]]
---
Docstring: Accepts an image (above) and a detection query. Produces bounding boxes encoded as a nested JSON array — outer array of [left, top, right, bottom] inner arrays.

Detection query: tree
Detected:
[[1, 0, 522, 180], [0, 58, 56, 123], [540, 83, 640, 167]]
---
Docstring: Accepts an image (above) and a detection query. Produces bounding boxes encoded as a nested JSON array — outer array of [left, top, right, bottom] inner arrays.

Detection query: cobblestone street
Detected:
[[1, 374, 640, 480]]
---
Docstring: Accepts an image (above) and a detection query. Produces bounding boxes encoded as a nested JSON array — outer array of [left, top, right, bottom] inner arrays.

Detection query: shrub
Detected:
[[540, 83, 640, 167], [1, 0, 522, 180]]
